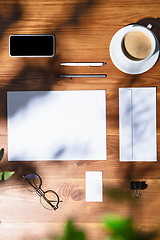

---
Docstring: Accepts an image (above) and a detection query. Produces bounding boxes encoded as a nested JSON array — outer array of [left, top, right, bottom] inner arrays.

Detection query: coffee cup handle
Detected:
[[147, 24, 152, 29]]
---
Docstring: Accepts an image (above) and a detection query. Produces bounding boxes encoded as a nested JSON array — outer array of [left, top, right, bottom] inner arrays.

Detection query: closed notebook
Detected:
[[119, 87, 157, 161]]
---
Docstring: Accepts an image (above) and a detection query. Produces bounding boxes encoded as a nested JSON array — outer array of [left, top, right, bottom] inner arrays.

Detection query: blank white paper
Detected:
[[85, 171, 103, 202], [119, 87, 157, 161], [7, 90, 106, 161]]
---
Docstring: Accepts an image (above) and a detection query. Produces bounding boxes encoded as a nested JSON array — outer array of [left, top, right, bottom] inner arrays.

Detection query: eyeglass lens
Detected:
[[40, 190, 59, 210], [23, 173, 41, 192]]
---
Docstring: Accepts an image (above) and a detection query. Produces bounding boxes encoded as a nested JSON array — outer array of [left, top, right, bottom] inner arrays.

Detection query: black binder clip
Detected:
[[130, 181, 148, 198]]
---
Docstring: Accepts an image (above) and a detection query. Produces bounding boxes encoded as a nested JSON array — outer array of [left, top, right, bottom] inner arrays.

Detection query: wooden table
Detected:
[[0, 0, 160, 239]]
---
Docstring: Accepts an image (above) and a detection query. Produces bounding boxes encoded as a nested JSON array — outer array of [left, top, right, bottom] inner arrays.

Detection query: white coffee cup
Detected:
[[120, 24, 156, 63]]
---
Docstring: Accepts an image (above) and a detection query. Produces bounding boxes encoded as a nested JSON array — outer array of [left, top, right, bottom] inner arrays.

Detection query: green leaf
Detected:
[[3, 171, 15, 180], [107, 234, 123, 240], [0, 171, 3, 180], [0, 148, 4, 161], [61, 220, 86, 240], [0, 171, 15, 180], [102, 214, 136, 240]]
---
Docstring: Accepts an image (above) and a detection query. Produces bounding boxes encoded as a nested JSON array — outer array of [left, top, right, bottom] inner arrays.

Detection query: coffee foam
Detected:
[[124, 31, 152, 59]]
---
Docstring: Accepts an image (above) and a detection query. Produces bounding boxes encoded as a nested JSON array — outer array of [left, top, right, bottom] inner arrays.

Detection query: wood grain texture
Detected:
[[0, 0, 160, 239]]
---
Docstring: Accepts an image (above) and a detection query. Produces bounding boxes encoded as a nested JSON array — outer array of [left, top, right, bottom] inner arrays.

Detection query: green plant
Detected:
[[42, 220, 86, 240], [42, 215, 157, 240], [0, 148, 15, 180], [59, 220, 86, 240], [102, 214, 157, 240]]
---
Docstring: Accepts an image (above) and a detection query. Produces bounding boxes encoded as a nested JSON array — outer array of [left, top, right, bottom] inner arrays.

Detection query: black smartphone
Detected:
[[9, 35, 55, 57]]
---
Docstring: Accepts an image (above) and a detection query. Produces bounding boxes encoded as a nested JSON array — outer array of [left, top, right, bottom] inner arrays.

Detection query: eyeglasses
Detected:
[[23, 168, 62, 210]]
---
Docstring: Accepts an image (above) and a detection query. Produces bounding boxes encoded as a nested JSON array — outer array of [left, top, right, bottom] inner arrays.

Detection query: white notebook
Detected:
[[7, 90, 106, 161], [119, 87, 157, 161]]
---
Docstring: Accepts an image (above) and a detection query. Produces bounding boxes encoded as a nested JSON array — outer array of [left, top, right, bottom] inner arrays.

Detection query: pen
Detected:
[[60, 62, 106, 67], [58, 74, 107, 78]]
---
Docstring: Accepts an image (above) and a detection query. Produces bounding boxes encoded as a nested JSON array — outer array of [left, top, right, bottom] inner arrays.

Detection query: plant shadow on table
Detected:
[[0, 2, 22, 41], [66, 0, 97, 26], [0, 0, 102, 181], [115, 72, 158, 179], [137, 17, 160, 64], [53, 0, 98, 30], [137, 17, 160, 43], [0, 3, 159, 240]]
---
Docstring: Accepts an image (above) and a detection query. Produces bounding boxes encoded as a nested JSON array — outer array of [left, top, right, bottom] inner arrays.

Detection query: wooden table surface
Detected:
[[1, 0, 160, 240]]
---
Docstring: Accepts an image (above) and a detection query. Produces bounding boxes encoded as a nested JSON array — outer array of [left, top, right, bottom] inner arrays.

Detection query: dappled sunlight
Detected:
[[0, 0, 160, 240]]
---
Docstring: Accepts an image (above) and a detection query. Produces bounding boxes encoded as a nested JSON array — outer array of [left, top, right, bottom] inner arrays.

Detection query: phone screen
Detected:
[[9, 35, 55, 57]]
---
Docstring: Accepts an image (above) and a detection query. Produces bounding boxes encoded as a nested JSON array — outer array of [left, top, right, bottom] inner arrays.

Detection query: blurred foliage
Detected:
[[102, 214, 136, 240], [59, 220, 86, 240], [44, 220, 86, 240], [102, 214, 157, 240], [42, 215, 157, 240], [0, 148, 15, 180]]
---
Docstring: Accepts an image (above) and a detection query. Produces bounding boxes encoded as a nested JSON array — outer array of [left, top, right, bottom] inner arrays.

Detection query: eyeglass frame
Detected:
[[23, 167, 62, 210]]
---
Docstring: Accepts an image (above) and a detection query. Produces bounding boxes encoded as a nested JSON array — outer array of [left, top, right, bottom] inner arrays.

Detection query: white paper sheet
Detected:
[[119, 87, 157, 161], [7, 90, 106, 161], [85, 171, 103, 202]]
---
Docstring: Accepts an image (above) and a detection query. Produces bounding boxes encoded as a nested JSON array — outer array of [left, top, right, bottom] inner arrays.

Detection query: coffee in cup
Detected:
[[121, 24, 156, 62], [124, 31, 152, 59]]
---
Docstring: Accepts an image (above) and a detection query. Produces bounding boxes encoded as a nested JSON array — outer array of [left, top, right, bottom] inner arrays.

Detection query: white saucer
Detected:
[[109, 25, 160, 74]]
